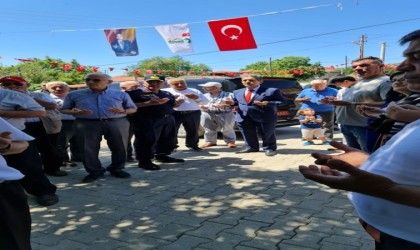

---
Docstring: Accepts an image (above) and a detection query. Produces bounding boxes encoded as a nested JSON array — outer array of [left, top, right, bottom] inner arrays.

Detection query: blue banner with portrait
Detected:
[[104, 28, 139, 57]]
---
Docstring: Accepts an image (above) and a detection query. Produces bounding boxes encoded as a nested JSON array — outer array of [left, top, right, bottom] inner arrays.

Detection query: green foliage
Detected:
[[273, 56, 311, 69], [128, 56, 212, 77], [240, 56, 326, 81], [0, 57, 89, 90], [190, 63, 212, 73], [242, 61, 269, 71]]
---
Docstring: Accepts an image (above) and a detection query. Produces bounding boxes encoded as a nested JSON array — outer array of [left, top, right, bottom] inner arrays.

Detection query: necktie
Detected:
[[245, 89, 253, 103]]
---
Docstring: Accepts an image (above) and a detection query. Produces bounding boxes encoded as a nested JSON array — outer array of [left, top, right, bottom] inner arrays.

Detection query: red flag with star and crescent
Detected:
[[208, 17, 257, 51]]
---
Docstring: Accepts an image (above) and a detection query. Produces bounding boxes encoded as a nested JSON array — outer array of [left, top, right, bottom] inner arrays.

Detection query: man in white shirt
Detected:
[[46, 81, 81, 166], [0, 78, 59, 207], [164, 78, 208, 151], [198, 81, 236, 148], [0, 117, 34, 249]]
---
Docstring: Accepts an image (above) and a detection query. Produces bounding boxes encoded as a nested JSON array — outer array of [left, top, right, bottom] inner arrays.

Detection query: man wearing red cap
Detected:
[[0, 76, 59, 206], [0, 76, 66, 176]]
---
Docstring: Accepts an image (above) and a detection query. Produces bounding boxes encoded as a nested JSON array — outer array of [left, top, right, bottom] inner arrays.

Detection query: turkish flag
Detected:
[[208, 17, 257, 51]]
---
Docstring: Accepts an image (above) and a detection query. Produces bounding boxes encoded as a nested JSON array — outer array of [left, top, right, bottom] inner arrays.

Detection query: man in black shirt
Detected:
[[127, 74, 184, 170]]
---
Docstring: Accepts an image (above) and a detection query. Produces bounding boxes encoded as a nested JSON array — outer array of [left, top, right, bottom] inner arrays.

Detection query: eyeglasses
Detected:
[[84, 78, 102, 83], [0, 82, 25, 87]]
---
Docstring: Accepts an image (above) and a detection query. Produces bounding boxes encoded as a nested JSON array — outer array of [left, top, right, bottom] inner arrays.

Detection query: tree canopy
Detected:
[[128, 56, 212, 77], [0, 57, 88, 89], [241, 56, 326, 80]]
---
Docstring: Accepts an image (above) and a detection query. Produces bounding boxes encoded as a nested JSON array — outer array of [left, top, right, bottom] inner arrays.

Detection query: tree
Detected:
[[0, 57, 88, 90], [190, 63, 212, 73], [128, 56, 212, 77], [241, 61, 270, 71], [241, 56, 326, 80]]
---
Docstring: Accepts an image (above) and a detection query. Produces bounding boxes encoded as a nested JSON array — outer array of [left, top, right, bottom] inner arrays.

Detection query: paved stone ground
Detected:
[[29, 125, 374, 250]]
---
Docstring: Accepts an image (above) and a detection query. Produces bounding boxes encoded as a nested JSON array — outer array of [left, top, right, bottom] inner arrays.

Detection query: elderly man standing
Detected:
[[295, 78, 338, 140], [0, 76, 65, 177], [46, 81, 81, 167], [198, 82, 236, 148], [127, 74, 184, 170], [229, 74, 285, 156], [120, 80, 143, 162], [0, 77, 59, 206], [164, 78, 208, 151], [60, 73, 137, 183]]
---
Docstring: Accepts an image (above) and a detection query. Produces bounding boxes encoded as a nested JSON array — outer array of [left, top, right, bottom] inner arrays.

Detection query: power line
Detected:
[[94, 17, 420, 67], [258, 17, 420, 46]]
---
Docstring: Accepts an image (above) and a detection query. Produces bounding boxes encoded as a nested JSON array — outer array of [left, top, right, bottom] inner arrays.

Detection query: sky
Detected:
[[1, 0, 420, 76]]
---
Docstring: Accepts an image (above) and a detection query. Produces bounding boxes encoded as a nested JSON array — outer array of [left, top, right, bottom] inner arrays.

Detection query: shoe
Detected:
[[200, 143, 217, 148], [109, 170, 131, 179], [138, 162, 161, 171], [82, 172, 104, 183], [126, 156, 137, 163], [323, 141, 330, 145], [265, 149, 277, 156], [227, 143, 237, 148], [188, 147, 203, 152], [236, 148, 259, 154], [36, 194, 59, 206], [46, 170, 68, 177], [303, 141, 315, 146], [63, 161, 77, 167], [154, 156, 185, 163]]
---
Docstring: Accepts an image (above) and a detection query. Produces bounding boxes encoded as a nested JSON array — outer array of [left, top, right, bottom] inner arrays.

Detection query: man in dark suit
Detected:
[[230, 74, 285, 156], [111, 33, 138, 56]]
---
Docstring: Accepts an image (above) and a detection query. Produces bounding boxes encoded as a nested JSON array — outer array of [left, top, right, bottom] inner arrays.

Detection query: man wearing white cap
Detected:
[[199, 82, 236, 148]]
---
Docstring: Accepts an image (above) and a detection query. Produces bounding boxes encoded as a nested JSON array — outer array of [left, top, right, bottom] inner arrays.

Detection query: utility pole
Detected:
[[353, 35, 367, 59], [380, 42, 386, 63], [345, 56, 348, 71], [269, 57, 272, 76]]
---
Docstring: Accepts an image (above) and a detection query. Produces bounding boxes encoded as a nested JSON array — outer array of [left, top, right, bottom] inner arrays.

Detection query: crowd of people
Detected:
[[300, 29, 420, 249], [1, 29, 420, 249]]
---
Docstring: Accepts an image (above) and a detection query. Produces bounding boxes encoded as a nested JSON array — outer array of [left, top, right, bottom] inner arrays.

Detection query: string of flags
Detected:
[[96, 3, 343, 57], [4, 57, 398, 77], [2, 3, 345, 73], [104, 16, 259, 57]]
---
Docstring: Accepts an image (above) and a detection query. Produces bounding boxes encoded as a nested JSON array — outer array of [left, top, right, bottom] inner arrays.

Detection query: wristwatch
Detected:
[[0, 143, 11, 154]]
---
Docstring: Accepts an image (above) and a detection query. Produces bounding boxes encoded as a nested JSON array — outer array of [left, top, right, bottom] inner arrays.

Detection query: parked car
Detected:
[[168, 76, 303, 137]]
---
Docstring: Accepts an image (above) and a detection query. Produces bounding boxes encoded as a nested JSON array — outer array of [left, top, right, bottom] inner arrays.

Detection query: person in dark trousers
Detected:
[[0, 117, 35, 250], [164, 78, 208, 151], [0, 78, 59, 207], [127, 74, 184, 171], [228, 74, 285, 157], [60, 73, 137, 183]]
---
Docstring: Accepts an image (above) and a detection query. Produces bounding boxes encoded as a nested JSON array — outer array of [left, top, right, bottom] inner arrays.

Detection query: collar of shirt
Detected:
[[247, 86, 260, 93]]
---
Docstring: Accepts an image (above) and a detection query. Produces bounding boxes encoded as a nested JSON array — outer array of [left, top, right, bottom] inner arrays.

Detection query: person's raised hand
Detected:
[[311, 140, 369, 167], [299, 159, 396, 197], [253, 100, 268, 106], [184, 93, 199, 100], [72, 108, 93, 115]]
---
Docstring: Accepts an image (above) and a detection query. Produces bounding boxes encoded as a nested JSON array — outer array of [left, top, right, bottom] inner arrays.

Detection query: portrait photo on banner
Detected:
[[104, 28, 139, 57]]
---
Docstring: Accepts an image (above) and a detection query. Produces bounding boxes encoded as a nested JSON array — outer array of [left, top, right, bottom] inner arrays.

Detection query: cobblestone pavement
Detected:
[[29, 126, 374, 250]]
